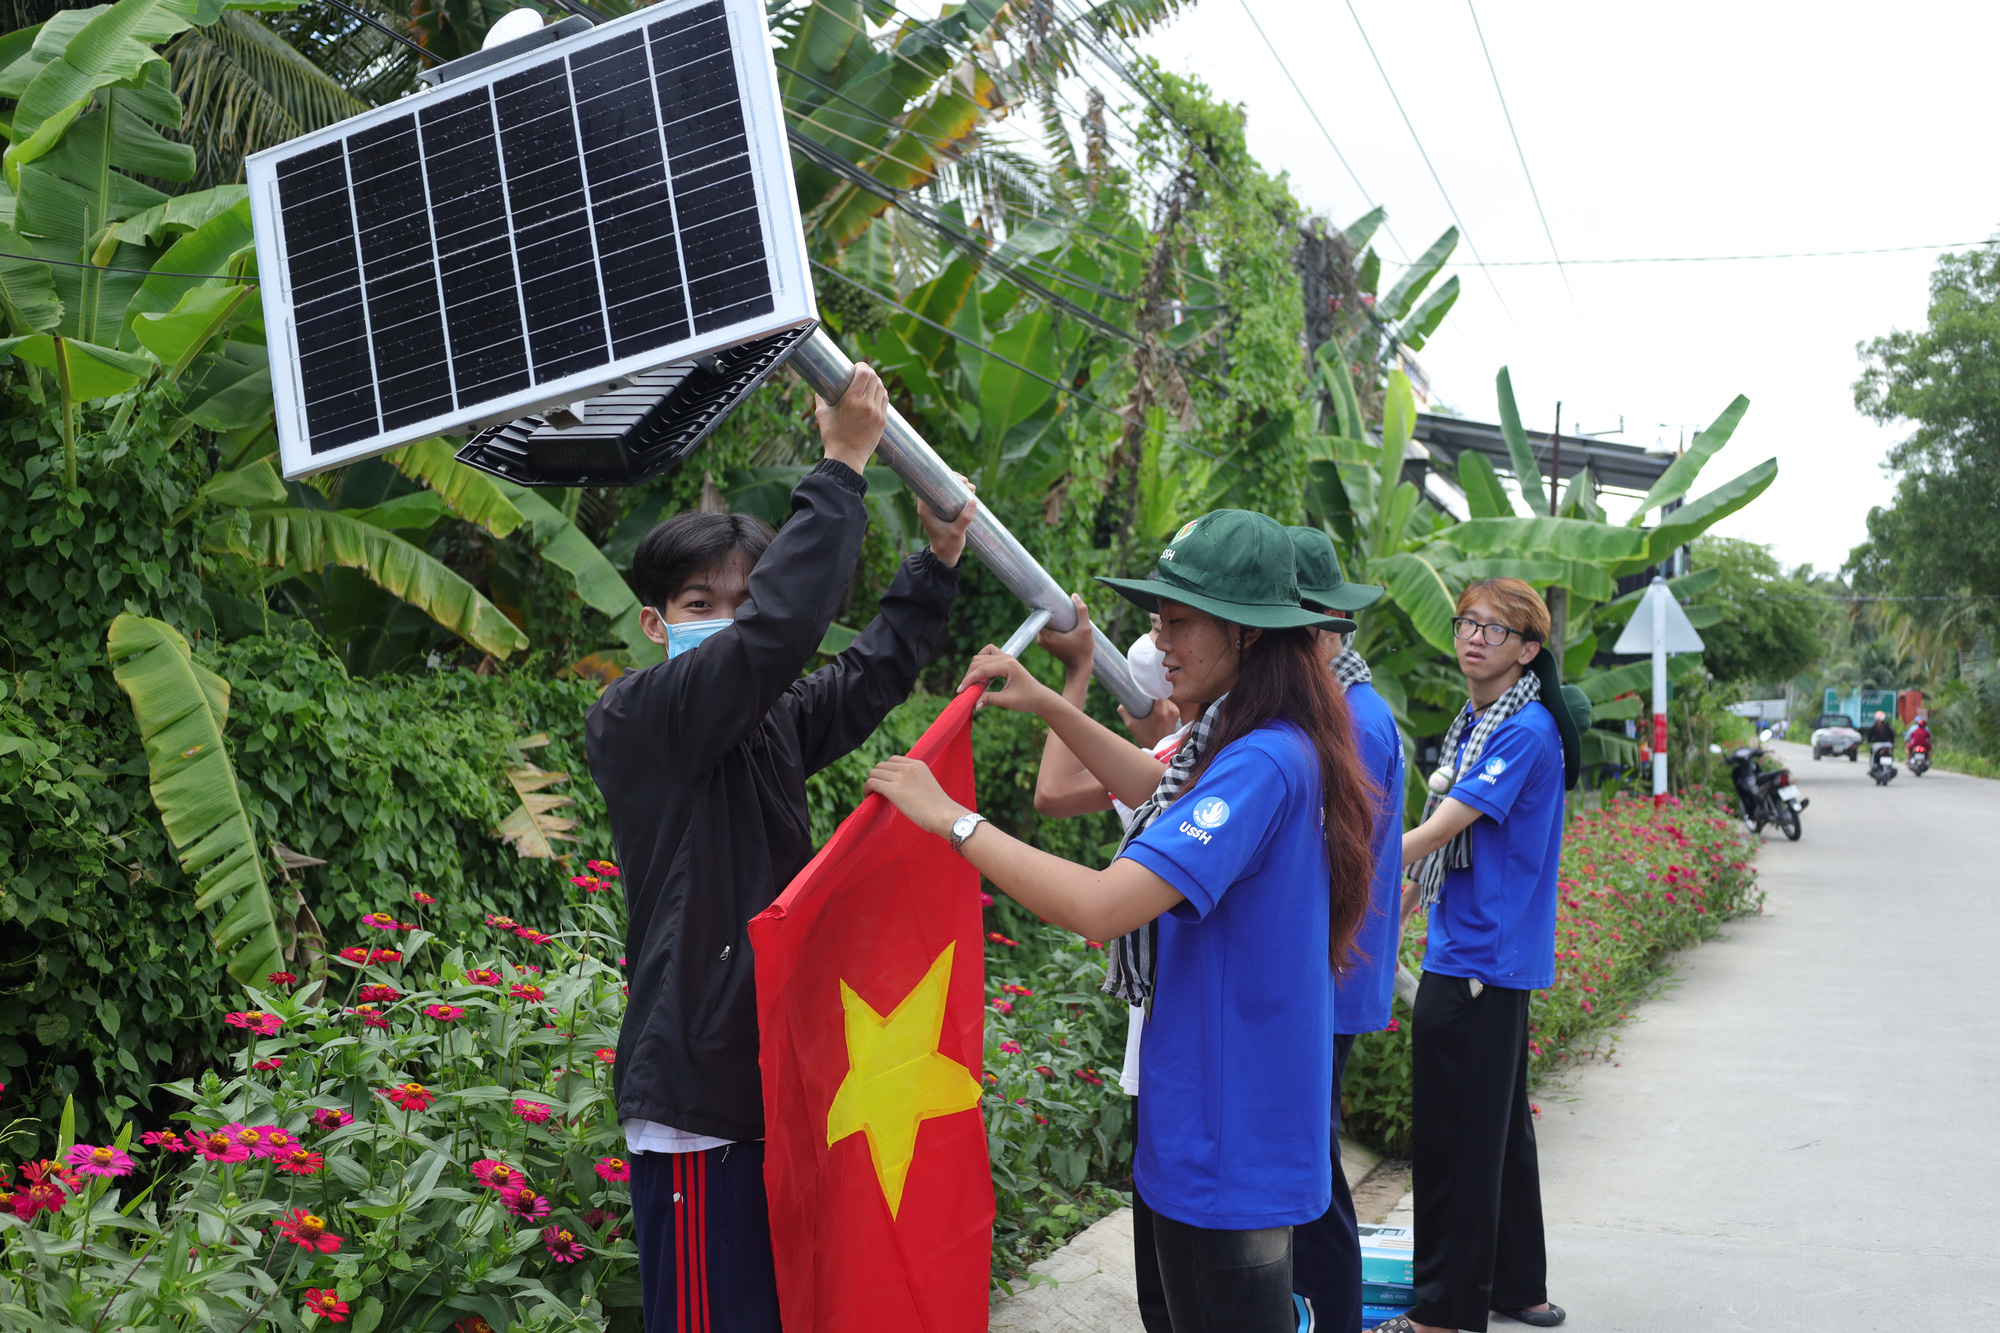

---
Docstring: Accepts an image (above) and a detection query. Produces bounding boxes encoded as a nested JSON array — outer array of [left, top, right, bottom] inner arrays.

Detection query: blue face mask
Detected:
[[665, 617, 733, 659]]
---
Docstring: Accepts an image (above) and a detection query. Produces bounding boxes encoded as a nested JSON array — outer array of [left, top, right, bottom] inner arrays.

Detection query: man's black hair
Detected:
[[631, 512, 777, 610]]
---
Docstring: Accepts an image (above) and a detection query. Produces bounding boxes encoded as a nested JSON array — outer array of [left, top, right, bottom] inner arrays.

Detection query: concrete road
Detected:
[[1535, 741, 2000, 1331]]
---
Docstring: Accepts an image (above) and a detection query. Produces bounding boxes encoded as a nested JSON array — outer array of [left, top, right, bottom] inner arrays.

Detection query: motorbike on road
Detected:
[[1712, 735, 1808, 841], [1908, 741, 1932, 777], [1869, 741, 1898, 786]]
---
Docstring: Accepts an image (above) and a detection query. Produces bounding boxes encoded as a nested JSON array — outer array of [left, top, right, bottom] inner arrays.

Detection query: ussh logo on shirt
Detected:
[[1180, 796, 1230, 844], [1479, 756, 1507, 785]]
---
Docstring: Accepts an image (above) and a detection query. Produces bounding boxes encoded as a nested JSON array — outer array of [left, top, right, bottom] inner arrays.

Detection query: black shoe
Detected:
[[1493, 1305, 1566, 1328]]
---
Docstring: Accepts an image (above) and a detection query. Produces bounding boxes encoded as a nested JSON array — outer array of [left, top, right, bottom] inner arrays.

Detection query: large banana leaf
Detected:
[[1376, 550, 1458, 654], [1449, 516, 1647, 562], [0, 332, 151, 398], [496, 481, 660, 666], [1629, 457, 1778, 570], [1394, 274, 1459, 352], [1380, 226, 1457, 321], [385, 437, 526, 539], [1591, 567, 1720, 631], [216, 507, 529, 657], [979, 306, 1056, 483], [1369, 371, 1416, 554], [1455, 449, 1515, 519], [108, 612, 281, 986], [7, 0, 201, 160], [1581, 729, 1640, 767], [1629, 394, 1751, 524], [0, 224, 63, 332], [1316, 342, 1365, 440], [1494, 366, 1548, 515]]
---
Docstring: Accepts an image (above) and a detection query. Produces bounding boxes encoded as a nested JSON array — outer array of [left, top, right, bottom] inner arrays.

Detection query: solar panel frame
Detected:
[[246, 0, 812, 480]]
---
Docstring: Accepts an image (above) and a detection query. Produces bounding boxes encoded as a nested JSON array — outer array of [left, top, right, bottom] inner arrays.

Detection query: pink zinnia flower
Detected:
[[351, 1005, 390, 1029], [276, 1148, 325, 1176], [594, 1156, 631, 1182], [383, 1082, 437, 1112], [275, 1208, 343, 1253], [990, 999, 1012, 1013], [368, 949, 402, 964], [256, 1128, 299, 1158], [142, 1130, 190, 1153], [465, 969, 503, 987], [594, 1047, 616, 1064], [997, 1040, 1023, 1054], [411, 891, 437, 905], [268, 972, 299, 987], [360, 912, 401, 931], [485, 915, 518, 931], [224, 1011, 284, 1036], [424, 1004, 466, 1023], [512, 1099, 553, 1125], [221, 1123, 271, 1154], [508, 983, 545, 1002], [586, 859, 619, 877], [65, 1143, 135, 1178], [515, 929, 554, 945], [581, 1206, 622, 1239], [253, 1056, 285, 1070], [357, 984, 401, 1004], [473, 1159, 526, 1193], [571, 874, 610, 893], [303, 1288, 349, 1323], [543, 1224, 586, 1262], [503, 1186, 551, 1221], [337, 946, 371, 964], [987, 932, 1017, 946], [311, 1108, 355, 1132], [192, 1129, 250, 1163]]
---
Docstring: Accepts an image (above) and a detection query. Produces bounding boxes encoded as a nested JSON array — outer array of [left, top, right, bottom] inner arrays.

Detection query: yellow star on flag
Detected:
[[825, 941, 983, 1218]]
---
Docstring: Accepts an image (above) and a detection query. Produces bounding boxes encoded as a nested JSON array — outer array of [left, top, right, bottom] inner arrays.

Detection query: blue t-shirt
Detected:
[[1336, 680, 1407, 1035], [1120, 721, 1334, 1230], [1423, 700, 1565, 990]]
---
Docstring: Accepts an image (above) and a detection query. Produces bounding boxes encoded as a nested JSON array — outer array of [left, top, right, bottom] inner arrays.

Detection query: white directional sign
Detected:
[[1613, 582, 1706, 655]]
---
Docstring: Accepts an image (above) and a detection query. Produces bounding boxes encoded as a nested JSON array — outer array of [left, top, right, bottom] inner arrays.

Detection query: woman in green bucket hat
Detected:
[[866, 509, 1381, 1333]]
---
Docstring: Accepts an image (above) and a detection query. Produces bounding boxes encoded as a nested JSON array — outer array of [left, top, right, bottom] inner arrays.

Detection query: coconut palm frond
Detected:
[[167, 12, 373, 190], [264, 0, 427, 107]]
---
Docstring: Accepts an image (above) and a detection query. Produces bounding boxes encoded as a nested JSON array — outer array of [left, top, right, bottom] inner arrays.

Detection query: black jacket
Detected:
[[586, 461, 958, 1140]]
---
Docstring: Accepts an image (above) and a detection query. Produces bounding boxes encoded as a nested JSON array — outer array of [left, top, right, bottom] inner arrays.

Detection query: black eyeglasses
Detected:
[[1452, 617, 1537, 646]]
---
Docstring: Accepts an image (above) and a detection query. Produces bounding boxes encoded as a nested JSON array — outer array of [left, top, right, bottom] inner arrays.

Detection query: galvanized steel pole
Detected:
[[788, 329, 1155, 716]]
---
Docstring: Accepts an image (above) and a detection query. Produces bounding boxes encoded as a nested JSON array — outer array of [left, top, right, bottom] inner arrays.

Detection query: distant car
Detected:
[[1812, 713, 1861, 761]]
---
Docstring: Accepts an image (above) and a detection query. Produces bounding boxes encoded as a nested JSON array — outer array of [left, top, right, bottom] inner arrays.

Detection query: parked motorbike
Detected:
[[1908, 741, 1932, 777], [1869, 741, 1898, 786], [1712, 736, 1808, 840]]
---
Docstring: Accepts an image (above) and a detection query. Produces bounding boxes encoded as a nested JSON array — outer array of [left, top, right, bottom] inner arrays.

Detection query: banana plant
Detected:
[[108, 612, 284, 987]]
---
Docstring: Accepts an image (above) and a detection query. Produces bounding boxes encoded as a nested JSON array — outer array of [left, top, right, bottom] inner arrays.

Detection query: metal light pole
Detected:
[[788, 330, 1154, 716], [1651, 574, 1669, 801]]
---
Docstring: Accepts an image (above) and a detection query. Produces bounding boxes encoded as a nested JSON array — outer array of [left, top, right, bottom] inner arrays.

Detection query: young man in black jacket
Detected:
[[586, 364, 974, 1333]]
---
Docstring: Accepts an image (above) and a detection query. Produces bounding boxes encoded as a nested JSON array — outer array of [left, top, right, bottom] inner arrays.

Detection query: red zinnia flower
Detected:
[[275, 1208, 343, 1253], [594, 1156, 631, 1182], [383, 1082, 437, 1111], [542, 1224, 586, 1262], [511, 1099, 553, 1125], [311, 1108, 354, 1132], [515, 930, 555, 945], [225, 1011, 284, 1036], [516, 964, 544, 974], [423, 1003, 466, 1023], [581, 1206, 622, 1239], [997, 1040, 1023, 1054], [990, 999, 1012, 1013], [303, 1288, 349, 1323], [1033, 1065, 1054, 1078], [360, 912, 401, 931], [64, 1143, 134, 1178], [193, 1130, 250, 1163], [411, 891, 437, 905], [368, 949, 401, 963], [351, 1005, 389, 1030], [142, 1130, 190, 1153], [1074, 1068, 1104, 1085], [276, 1148, 325, 1176], [268, 972, 299, 987], [15, 1182, 66, 1218], [570, 874, 609, 893], [485, 915, 518, 930], [357, 984, 401, 1004], [337, 946, 371, 964], [987, 932, 1017, 946], [586, 859, 619, 877], [464, 968, 502, 987], [502, 1187, 551, 1221], [508, 983, 546, 1002], [595, 1048, 616, 1064], [254, 1056, 285, 1070]]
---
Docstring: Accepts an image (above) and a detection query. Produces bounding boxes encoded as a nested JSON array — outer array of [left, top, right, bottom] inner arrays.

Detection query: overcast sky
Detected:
[[1131, 0, 1994, 573]]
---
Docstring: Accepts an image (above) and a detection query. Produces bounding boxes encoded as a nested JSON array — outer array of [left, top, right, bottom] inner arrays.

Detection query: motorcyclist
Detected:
[[1866, 711, 1896, 747], [1906, 716, 1932, 755]]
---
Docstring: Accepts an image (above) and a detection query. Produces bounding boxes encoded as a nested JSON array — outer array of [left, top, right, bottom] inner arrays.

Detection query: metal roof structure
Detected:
[[1413, 413, 1677, 494]]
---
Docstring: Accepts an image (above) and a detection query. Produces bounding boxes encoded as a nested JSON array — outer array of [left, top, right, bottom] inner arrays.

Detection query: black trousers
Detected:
[[1291, 1032, 1361, 1333], [1410, 972, 1547, 1332], [630, 1143, 781, 1333]]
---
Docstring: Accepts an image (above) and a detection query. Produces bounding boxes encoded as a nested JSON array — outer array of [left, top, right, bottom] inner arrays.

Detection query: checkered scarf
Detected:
[[1102, 695, 1227, 1008], [1332, 649, 1371, 688], [1408, 670, 1541, 909]]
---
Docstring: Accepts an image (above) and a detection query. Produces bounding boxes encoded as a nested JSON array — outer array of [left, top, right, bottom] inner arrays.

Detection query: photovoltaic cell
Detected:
[[255, 0, 803, 471]]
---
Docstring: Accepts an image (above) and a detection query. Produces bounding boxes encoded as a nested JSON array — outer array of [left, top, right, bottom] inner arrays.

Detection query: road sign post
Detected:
[[1614, 575, 1706, 804]]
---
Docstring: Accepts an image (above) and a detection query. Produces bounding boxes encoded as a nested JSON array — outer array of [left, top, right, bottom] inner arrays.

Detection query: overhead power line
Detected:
[[1464, 0, 1580, 325], [1387, 240, 1996, 268], [1341, 0, 1521, 332]]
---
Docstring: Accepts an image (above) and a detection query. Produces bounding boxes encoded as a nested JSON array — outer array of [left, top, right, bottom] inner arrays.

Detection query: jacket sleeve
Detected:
[[785, 547, 959, 777], [613, 460, 870, 775]]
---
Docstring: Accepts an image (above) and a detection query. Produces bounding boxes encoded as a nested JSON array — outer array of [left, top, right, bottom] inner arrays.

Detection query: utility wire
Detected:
[[0, 250, 257, 281], [1464, 0, 1581, 326], [1341, 0, 1521, 332], [319, 0, 438, 64], [1420, 240, 1996, 267]]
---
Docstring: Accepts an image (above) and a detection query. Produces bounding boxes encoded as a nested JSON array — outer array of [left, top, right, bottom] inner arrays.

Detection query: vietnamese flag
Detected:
[[749, 686, 993, 1333]]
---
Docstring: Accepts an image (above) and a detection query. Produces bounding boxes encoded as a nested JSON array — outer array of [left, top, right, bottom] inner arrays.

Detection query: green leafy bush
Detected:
[[0, 884, 635, 1332], [1341, 794, 1762, 1155]]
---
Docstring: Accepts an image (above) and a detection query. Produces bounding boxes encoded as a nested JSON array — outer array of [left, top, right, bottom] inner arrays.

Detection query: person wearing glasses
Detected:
[[1379, 578, 1585, 1333]]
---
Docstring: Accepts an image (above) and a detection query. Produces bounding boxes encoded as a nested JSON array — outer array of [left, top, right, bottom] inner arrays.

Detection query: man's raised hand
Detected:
[[814, 362, 888, 474]]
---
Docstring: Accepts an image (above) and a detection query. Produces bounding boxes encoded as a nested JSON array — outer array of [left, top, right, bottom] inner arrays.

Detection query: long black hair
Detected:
[[630, 512, 776, 610], [1182, 625, 1380, 969]]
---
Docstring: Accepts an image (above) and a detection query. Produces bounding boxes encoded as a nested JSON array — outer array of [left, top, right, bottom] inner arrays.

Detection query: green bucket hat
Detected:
[[1099, 510, 1348, 632], [1285, 526, 1386, 613], [1524, 648, 1593, 791]]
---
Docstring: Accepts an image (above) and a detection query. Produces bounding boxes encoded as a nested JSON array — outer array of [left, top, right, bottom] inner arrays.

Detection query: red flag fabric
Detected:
[[749, 686, 993, 1333]]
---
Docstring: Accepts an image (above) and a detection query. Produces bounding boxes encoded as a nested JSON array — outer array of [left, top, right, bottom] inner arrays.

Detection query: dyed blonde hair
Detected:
[[1456, 577, 1550, 642]]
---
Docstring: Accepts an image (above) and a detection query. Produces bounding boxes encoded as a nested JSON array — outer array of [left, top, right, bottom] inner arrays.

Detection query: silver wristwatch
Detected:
[[948, 812, 987, 854]]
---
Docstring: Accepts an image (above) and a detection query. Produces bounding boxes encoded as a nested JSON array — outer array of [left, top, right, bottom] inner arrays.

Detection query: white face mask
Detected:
[[1125, 631, 1173, 701]]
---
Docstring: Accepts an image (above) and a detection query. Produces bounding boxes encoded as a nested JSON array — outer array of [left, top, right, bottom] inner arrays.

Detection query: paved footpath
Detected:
[[1534, 742, 2000, 1330]]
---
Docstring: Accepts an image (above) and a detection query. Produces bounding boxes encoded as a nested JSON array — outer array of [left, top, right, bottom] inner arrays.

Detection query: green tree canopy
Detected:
[[1688, 536, 1824, 687], [1852, 244, 2000, 636]]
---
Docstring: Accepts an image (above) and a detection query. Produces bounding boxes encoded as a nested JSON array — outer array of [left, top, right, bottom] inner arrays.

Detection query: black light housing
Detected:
[[454, 323, 816, 488]]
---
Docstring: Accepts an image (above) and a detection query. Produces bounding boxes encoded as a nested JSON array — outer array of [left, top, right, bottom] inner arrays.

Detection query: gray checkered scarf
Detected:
[[1409, 671, 1540, 909], [1101, 695, 1227, 1008], [1332, 649, 1371, 688]]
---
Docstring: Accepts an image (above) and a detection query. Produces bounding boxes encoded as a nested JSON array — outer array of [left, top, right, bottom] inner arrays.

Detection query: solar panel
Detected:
[[246, 0, 812, 480]]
